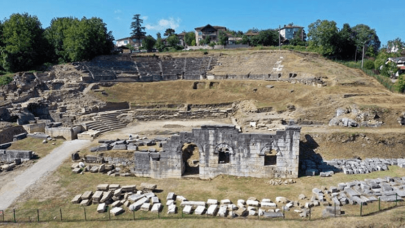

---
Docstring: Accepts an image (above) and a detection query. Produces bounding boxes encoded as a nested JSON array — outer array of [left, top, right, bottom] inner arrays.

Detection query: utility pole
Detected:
[[361, 40, 368, 69], [279, 25, 281, 50]]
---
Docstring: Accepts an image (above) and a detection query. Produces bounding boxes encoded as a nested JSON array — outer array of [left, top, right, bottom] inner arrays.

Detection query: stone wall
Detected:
[[0, 150, 33, 162], [133, 124, 301, 179], [134, 109, 232, 121], [23, 122, 46, 133], [0, 126, 27, 144], [45, 125, 82, 140]]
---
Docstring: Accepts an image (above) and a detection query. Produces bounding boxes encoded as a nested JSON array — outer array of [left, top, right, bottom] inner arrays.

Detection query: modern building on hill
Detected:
[[115, 36, 145, 50], [195, 24, 227, 46], [279, 23, 304, 43]]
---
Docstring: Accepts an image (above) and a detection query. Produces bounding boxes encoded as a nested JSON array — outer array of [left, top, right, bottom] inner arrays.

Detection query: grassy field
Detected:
[[8, 138, 64, 159], [5, 145, 405, 224]]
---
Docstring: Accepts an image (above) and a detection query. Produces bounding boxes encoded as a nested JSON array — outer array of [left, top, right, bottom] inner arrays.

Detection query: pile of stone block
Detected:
[[90, 136, 167, 153], [71, 183, 161, 216], [301, 156, 405, 176], [70, 162, 133, 177], [0, 158, 23, 172]]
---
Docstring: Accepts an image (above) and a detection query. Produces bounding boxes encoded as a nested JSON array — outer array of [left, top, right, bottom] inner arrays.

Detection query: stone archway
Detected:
[[260, 143, 279, 166]]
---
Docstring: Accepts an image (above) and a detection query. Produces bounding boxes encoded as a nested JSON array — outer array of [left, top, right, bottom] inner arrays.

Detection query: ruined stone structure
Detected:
[[0, 150, 33, 162], [133, 124, 301, 179]]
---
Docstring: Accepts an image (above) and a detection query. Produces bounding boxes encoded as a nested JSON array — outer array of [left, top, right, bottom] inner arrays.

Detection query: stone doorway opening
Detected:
[[181, 143, 200, 176], [264, 149, 277, 166], [218, 148, 230, 164]]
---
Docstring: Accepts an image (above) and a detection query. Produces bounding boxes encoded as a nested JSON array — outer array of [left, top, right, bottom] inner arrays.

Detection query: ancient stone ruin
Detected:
[[133, 124, 301, 179]]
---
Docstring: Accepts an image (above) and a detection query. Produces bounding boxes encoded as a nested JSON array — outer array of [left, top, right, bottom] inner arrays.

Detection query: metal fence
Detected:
[[1, 198, 404, 224]]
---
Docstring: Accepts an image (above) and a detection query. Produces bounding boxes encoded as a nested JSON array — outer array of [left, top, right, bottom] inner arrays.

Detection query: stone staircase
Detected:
[[86, 111, 127, 133]]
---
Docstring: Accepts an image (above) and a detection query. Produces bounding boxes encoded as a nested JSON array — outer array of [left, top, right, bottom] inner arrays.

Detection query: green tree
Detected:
[[335, 23, 356, 60], [0, 76, 13, 86], [1, 13, 48, 72], [61, 17, 114, 62], [352, 24, 380, 58], [380, 61, 398, 77], [241, 35, 250, 45], [164, 28, 175, 37], [386, 38, 405, 53], [218, 31, 228, 45], [289, 28, 306, 46], [131, 14, 146, 47], [199, 36, 211, 45], [185, 32, 196, 46], [167, 35, 179, 47], [44, 17, 76, 63], [155, 32, 165, 52], [307, 19, 339, 56], [142, 35, 156, 51], [250, 30, 279, 46], [395, 74, 405, 92]]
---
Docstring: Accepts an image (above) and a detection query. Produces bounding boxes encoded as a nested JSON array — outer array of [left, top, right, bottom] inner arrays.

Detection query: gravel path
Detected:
[[0, 140, 91, 210]]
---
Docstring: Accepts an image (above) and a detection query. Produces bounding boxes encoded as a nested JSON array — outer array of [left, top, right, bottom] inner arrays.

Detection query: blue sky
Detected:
[[1, 0, 404, 46]]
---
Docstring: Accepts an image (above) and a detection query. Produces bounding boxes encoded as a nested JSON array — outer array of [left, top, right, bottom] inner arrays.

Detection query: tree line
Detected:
[[0, 13, 114, 72]]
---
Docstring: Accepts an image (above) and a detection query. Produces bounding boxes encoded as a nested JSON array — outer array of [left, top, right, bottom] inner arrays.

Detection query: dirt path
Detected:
[[0, 140, 91, 210]]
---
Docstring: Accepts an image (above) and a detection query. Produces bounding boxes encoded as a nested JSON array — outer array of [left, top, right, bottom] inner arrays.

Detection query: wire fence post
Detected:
[[309, 207, 311, 220], [396, 193, 398, 207], [360, 202, 363, 217], [37, 209, 39, 222], [13, 209, 16, 223], [379, 197, 381, 211], [60, 208, 62, 221], [133, 210, 135, 220], [83, 207, 87, 221], [1, 210, 4, 223]]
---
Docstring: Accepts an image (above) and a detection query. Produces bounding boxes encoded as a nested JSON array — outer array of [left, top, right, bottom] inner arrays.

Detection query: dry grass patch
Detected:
[[8, 138, 64, 159]]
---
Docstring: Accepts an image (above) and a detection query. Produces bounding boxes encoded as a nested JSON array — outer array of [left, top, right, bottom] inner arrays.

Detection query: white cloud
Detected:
[[141, 16, 148, 20], [114, 10, 121, 14], [145, 17, 181, 31]]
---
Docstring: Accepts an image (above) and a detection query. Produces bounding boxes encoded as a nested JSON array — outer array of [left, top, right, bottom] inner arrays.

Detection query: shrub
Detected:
[[0, 76, 13, 86], [363, 60, 375, 70]]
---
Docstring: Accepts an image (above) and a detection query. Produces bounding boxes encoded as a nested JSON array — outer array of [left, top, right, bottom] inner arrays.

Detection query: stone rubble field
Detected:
[[71, 175, 405, 219]]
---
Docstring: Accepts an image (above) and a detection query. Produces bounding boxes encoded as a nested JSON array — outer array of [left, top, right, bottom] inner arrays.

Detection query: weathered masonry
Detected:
[[0, 150, 33, 162], [133, 124, 301, 179]]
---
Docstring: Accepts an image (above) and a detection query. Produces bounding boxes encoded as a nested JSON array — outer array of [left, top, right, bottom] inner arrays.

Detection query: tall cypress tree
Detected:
[[130, 14, 146, 48]]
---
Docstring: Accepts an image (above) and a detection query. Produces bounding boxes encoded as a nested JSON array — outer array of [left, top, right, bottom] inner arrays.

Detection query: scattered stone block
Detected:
[[140, 183, 157, 192], [80, 199, 91, 206], [207, 205, 218, 216], [167, 205, 176, 214], [71, 194, 82, 204], [220, 199, 231, 205], [166, 192, 175, 200], [246, 199, 259, 206], [81, 191, 93, 200], [112, 201, 122, 208], [151, 203, 161, 213], [97, 203, 106, 213], [298, 194, 306, 200], [218, 205, 227, 217], [183, 205, 192, 214], [195, 206, 206, 215], [110, 207, 124, 216], [166, 200, 174, 206], [100, 191, 113, 203], [109, 184, 121, 190], [92, 191, 103, 203], [275, 197, 288, 204], [207, 199, 218, 205], [72, 168, 81, 173], [141, 203, 151, 211]]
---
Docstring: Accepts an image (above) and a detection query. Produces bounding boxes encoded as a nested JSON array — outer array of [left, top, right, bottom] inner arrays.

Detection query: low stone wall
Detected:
[[0, 149, 33, 162], [104, 156, 134, 166], [23, 122, 46, 133], [134, 109, 232, 121], [0, 126, 27, 144], [45, 125, 82, 140]]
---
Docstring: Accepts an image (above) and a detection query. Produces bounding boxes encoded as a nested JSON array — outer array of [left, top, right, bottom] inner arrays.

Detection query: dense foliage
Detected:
[[141, 35, 156, 51], [0, 13, 114, 72]]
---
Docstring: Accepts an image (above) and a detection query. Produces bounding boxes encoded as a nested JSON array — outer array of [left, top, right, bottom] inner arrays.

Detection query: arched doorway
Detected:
[[181, 143, 200, 176]]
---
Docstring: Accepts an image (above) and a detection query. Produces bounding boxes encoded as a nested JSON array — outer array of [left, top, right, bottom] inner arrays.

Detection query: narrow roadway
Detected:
[[0, 140, 91, 210]]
